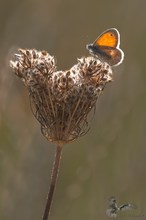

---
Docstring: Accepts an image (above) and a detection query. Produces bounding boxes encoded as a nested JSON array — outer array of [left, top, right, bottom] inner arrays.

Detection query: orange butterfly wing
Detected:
[[94, 29, 119, 48], [86, 28, 124, 66]]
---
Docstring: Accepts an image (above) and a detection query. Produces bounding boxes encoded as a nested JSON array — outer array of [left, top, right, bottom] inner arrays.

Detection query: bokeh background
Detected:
[[1, 0, 146, 219]]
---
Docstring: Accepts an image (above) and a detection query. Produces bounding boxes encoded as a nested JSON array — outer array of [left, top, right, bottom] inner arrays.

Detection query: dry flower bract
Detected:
[[10, 49, 113, 146]]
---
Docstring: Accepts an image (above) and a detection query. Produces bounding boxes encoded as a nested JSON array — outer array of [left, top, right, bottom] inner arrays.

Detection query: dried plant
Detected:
[[10, 49, 113, 220]]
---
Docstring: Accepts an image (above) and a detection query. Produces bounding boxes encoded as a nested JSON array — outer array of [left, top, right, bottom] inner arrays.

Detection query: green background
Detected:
[[0, 0, 146, 219]]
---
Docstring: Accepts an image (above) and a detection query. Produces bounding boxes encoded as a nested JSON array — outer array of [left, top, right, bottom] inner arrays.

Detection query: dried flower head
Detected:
[[10, 49, 113, 146]]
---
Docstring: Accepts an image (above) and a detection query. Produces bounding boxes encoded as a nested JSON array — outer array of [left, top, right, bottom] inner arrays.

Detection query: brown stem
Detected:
[[42, 145, 63, 220]]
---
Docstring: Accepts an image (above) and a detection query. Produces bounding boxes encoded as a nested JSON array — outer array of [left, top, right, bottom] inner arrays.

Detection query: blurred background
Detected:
[[0, 0, 146, 219]]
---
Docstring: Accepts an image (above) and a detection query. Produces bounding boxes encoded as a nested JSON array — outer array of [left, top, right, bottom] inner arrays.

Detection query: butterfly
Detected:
[[106, 196, 137, 218], [86, 28, 124, 66]]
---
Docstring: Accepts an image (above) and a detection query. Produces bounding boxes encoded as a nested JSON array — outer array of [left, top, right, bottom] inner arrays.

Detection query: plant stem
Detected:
[[42, 145, 63, 220]]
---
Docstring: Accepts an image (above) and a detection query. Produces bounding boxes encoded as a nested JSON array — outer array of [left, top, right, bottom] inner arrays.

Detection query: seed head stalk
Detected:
[[42, 145, 62, 220]]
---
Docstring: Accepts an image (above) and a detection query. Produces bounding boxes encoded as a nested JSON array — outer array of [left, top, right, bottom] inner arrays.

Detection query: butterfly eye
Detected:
[[110, 33, 113, 36]]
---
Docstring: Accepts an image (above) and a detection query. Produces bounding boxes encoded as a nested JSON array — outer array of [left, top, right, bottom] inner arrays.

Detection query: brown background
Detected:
[[0, 0, 146, 219]]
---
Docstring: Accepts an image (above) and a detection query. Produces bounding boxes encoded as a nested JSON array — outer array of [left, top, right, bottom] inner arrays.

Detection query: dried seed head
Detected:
[[10, 49, 113, 146]]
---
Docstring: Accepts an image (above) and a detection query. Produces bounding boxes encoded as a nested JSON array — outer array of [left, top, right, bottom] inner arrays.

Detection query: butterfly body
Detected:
[[86, 28, 124, 66]]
